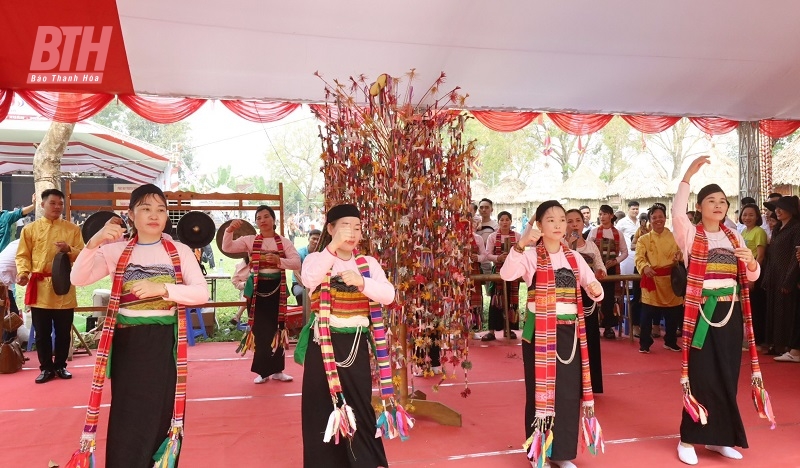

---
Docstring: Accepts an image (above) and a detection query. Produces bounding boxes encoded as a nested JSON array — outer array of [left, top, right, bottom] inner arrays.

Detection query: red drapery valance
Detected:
[[0, 89, 12, 122], [470, 111, 539, 132], [118, 95, 207, 124], [3, 89, 800, 141], [547, 113, 614, 136], [687, 117, 739, 135], [16, 90, 113, 123], [759, 120, 800, 139], [220, 100, 301, 123], [620, 115, 681, 134]]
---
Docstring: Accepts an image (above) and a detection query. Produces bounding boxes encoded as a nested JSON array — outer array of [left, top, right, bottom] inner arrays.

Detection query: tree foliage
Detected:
[[645, 118, 706, 179]]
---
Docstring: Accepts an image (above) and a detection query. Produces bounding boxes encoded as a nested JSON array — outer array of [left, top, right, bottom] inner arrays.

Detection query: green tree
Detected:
[[463, 119, 540, 188], [91, 103, 197, 187], [527, 117, 599, 182], [598, 116, 637, 182], [262, 120, 325, 214]]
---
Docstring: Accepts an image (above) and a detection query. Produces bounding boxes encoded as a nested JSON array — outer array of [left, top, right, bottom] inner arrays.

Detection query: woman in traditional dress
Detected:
[[501, 201, 604, 468], [738, 203, 768, 347], [295, 204, 401, 468], [761, 195, 800, 358], [223, 205, 301, 383], [634, 203, 683, 354], [70, 184, 209, 467], [672, 156, 774, 465], [565, 208, 605, 394], [588, 205, 628, 339], [483, 211, 521, 340], [469, 214, 488, 331]]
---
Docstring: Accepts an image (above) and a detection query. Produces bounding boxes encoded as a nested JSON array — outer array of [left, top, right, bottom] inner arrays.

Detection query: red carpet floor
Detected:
[[2, 334, 799, 467]]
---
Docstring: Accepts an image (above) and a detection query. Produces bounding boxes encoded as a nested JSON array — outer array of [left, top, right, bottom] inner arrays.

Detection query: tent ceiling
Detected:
[[3, 1, 800, 120]]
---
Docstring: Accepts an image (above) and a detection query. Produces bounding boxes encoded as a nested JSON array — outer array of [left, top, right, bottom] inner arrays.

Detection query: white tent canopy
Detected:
[[3, 1, 800, 120]]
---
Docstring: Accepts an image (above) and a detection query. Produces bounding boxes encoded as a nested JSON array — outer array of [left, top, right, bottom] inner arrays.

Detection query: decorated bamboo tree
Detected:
[[314, 71, 476, 408]]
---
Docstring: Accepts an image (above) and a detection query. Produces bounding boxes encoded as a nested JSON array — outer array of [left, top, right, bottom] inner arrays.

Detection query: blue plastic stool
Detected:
[[186, 308, 208, 346], [25, 323, 56, 352]]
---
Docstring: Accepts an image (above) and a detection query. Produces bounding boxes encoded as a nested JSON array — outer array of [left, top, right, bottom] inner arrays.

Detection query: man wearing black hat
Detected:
[[15, 189, 84, 384]]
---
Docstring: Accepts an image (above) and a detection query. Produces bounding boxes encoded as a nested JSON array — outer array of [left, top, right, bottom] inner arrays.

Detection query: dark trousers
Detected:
[[639, 304, 682, 350], [30, 307, 74, 371], [600, 266, 619, 329], [631, 268, 642, 327]]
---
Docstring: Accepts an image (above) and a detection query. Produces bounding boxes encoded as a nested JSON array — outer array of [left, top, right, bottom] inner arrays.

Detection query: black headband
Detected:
[[326, 204, 361, 224]]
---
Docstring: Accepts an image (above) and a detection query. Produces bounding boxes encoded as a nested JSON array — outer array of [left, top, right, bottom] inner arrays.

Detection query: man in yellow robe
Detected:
[[15, 189, 84, 384], [635, 203, 684, 354]]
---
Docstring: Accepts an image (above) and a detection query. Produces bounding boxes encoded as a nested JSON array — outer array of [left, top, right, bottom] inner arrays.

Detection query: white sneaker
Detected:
[[550, 460, 577, 468], [253, 375, 268, 384], [431, 366, 443, 375], [677, 442, 698, 465], [705, 445, 742, 459], [271, 372, 294, 382], [774, 352, 800, 363]]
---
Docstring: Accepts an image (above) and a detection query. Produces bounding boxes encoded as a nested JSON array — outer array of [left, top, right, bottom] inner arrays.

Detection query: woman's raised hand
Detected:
[[682, 155, 711, 183], [88, 216, 126, 249]]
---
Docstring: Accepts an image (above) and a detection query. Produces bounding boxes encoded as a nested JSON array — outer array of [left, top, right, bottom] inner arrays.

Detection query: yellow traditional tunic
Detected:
[[634, 228, 683, 308], [15, 217, 83, 309]]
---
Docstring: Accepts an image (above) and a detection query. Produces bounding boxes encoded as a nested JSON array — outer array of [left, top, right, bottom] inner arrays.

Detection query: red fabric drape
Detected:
[[759, 120, 800, 139], [220, 100, 301, 123], [117, 95, 207, 124], [688, 117, 738, 135], [620, 115, 681, 134], [0, 89, 13, 123], [470, 111, 539, 132], [547, 113, 614, 136], [16, 90, 113, 123]]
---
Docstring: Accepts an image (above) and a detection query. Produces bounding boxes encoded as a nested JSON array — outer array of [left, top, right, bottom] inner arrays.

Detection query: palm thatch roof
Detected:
[[773, 137, 800, 185], [668, 148, 739, 196], [560, 164, 607, 200], [488, 176, 528, 204], [522, 163, 563, 202], [607, 154, 669, 198], [470, 179, 490, 200]]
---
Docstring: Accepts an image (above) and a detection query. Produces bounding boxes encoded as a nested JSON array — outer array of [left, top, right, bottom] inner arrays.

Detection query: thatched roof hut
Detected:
[[559, 164, 607, 200], [608, 154, 669, 199], [470, 179, 490, 201], [489, 176, 528, 205], [773, 137, 800, 186]]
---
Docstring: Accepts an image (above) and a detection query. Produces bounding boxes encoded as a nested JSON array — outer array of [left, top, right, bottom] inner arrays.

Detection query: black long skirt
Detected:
[[680, 301, 748, 448], [581, 289, 603, 394], [302, 330, 388, 468], [251, 278, 285, 377], [523, 324, 581, 462], [107, 324, 178, 468]]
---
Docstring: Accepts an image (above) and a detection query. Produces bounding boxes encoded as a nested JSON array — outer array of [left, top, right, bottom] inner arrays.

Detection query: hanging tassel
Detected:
[[271, 328, 289, 352], [64, 450, 95, 468], [682, 382, 708, 425], [580, 412, 605, 455], [752, 377, 777, 429], [65, 434, 96, 468], [375, 410, 390, 438], [152, 426, 182, 468], [522, 418, 552, 468], [323, 407, 341, 443], [393, 402, 415, 441], [236, 330, 254, 356]]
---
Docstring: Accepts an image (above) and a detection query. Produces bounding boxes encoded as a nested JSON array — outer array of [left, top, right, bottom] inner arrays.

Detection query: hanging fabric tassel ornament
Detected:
[[751, 375, 776, 429], [271, 327, 290, 352], [523, 417, 553, 468], [152, 426, 182, 468], [580, 405, 605, 455], [681, 380, 708, 425], [64, 437, 95, 468], [391, 399, 415, 441], [236, 329, 254, 356]]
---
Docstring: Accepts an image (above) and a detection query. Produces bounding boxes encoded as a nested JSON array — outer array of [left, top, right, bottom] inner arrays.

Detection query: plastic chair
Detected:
[[186, 307, 208, 346]]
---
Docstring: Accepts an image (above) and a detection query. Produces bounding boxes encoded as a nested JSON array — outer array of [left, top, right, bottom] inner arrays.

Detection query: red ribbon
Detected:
[[24, 272, 50, 305], [639, 266, 672, 292]]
